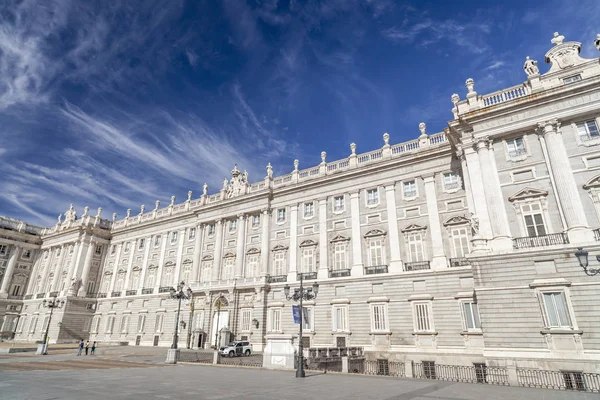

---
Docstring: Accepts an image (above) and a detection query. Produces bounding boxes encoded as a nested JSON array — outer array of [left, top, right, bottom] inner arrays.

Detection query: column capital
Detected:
[[536, 119, 561, 135], [349, 192, 360, 199], [261, 207, 271, 215], [237, 213, 246, 220], [473, 136, 491, 151], [384, 184, 396, 192], [215, 218, 223, 225], [422, 175, 436, 183]]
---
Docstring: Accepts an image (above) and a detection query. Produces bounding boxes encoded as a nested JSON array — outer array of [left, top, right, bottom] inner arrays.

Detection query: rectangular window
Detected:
[[462, 301, 481, 331], [252, 215, 260, 227], [366, 189, 379, 205], [106, 316, 115, 334], [333, 306, 348, 332], [124, 242, 130, 253], [541, 292, 572, 328], [368, 239, 383, 266], [408, 233, 425, 262], [301, 248, 315, 273], [208, 224, 215, 236], [562, 371, 586, 391], [201, 261, 212, 282], [521, 203, 547, 237], [273, 252, 285, 276], [443, 172, 459, 190], [120, 316, 129, 333], [241, 309, 252, 332], [93, 317, 101, 333], [403, 180, 417, 198], [11, 284, 22, 296], [246, 255, 259, 277], [413, 302, 432, 332], [563, 74, 582, 84], [269, 308, 281, 332], [95, 245, 103, 255], [333, 196, 345, 212], [451, 227, 470, 258], [277, 209, 286, 223], [371, 304, 388, 332], [577, 120, 600, 141], [333, 243, 346, 270], [170, 231, 178, 244], [304, 202, 314, 218], [188, 228, 196, 241], [229, 220, 237, 232], [222, 258, 234, 280], [506, 137, 527, 157], [138, 239, 145, 250], [22, 250, 32, 259], [29, 317, 38, 333], [155, 314, 164, 333], [111, 245, 116, 255], [302, 307, 313, 331], [0, 245, 7, 255]]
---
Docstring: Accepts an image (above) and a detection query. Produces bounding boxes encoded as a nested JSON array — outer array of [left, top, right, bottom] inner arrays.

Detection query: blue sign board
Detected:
[[292, 305, 301, 324]]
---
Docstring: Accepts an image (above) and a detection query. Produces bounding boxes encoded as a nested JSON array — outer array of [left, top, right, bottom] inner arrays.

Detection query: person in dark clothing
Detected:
[[77, 339, 84, 356], [84, 341, 90, 355], [91, 342, 97, 355]]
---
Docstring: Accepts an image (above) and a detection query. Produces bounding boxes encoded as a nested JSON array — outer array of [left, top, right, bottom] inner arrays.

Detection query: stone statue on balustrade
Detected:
[[469, 213, 480, 236], [523, 56, 539, 77]]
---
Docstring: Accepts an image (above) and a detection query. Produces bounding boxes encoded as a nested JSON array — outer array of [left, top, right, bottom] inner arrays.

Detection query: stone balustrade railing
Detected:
[[480, 83, 529, 108], [0, 216, 44, 235]]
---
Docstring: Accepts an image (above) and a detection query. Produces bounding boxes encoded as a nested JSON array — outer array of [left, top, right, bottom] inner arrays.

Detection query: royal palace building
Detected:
[[1, 32, 600, 374]]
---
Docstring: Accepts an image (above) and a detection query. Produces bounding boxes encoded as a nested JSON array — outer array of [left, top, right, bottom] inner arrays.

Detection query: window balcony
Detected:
[[329, 268, 351, 278], [24, 294, 33, 300], [513, 233, 569, 249], [111, 291, 122, 297], [7, 295, 23, 300], [126, 290, 137, 296], [36, 293, 45, 299], [158, 286, 172, 293], [266, 275, 287, 283], [297, 272, 317, 280], [594, 228, 600, 241], [141, 288, 154, 294], [404, 261, 431, 271], [444, 182, 460, 191], [49, 291, 58, 298], [97, 293, 107, 298], [364, 265, 388, 275], [449, 258, 471, 268]]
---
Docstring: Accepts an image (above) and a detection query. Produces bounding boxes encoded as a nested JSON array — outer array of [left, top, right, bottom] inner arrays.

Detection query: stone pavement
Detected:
[[1, 359, 596, 400]]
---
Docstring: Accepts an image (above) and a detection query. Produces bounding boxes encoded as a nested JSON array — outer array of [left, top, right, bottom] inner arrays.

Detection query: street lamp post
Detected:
[[574, 248, 600, 276], [169, 281, 193, 350], [213, 294, 226, 349], [41, 296, 65, 355], [284, 274, 319, 378]]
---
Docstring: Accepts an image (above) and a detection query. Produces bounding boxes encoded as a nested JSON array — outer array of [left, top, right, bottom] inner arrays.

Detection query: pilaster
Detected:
[[235, 214, 246, 278], [38, 248, 54, 294], [191, 224, 204, 284], [109, 243, 123, 293], [384, 185, 402, 273], [349, 192, 363, 277], [50, 245, 67, 292], [318, 198, 329, 280], [25, 250, 44, 295], [77, 238, 96, 297], [423, 175, 447, 270], [213, 220, 224, 281], [173, 229, 186, 285], [464, 146, 492, 242], [138, 235, 152, 292], [260, 209, 271, 276], [123, 239, 137, 293], [154, 233, 168, 291], [64, 241, 81, 294], [0, 245, 21, 297], [287, 205, 299, 282]]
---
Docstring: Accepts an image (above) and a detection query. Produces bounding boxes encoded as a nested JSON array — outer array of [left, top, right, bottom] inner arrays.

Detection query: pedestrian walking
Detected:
[[85, 341, 90, 355], [91, 341, 96, 355], [77, 339, 84, 356]]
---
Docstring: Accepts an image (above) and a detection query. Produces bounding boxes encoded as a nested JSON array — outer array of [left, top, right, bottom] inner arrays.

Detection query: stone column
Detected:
[[38, 248, 53, 294], [423, 176, 447, 270], [317, 198, 329, 279], [457, 148, 475, 214], [191, 224, 204, 284], [77, 238, 96, 297], [50, 245, 67, 292], [108, 243, 123, 294], [0, 245, 21, 297], [475, 138, 512, 250], [154, 233, 168, 291], [64, 241, 81, 295], [287, 205, 299, 281], [25, 250, 44, 295], [537, 120, 592, 243], [123, 240, 137, 293], [260, 210, 270, 276], [173, 229, 186, 285], [384, 185, 402, 273], [213, 219, 224, 280], [138, 235, 152, 291], [349, 192, 364, 277], [463, 147, 492, 245], [235, 214, 247, 279]]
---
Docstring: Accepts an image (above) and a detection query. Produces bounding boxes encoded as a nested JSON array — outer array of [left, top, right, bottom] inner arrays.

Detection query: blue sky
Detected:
[[1, 0, 599, 226]]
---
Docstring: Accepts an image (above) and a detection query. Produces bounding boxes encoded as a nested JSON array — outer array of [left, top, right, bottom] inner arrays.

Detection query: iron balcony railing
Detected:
[[413, 362, 509, 385], [594, 228, 600, 241], [141, 288, 154, 294], [7, 295, 23, 300], [329, 268, 351, 278], [111, 291, 122, 297], [48, 291, 58, 297], [297, 272, 317, 280], [404, 261, 431, 271], [449, 258, 471, 267], [126, 290, 137, 296], [364, 265, 388, 275], [513, 233, 568, 249], [158, 286, 172, 293], [266, 275, 287, 283], [36, 293, 45, 299], [517, 368, 599, 392], [24, 294, 33, 300], [97, 293, 107, 298]]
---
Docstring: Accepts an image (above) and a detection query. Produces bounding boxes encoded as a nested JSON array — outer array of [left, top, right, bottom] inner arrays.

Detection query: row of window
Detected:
[[0, 245, 32, 259]]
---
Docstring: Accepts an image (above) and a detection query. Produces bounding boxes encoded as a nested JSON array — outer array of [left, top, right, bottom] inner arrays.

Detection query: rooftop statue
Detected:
[[523, 56, 539, 77]]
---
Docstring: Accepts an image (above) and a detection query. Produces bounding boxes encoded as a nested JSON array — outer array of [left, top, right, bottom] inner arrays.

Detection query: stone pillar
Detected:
[[77, 238, 96, 297], [109, 243, 123, 293], [123, 240, 137, 293], [50, 245, 67, 292], [154, 233, 168, 291], [38, 248, 53, 293], [260, 209, 270, 276], [138, 235, 152, 291], [287, 205, 298, 282], [384, 185, 402, 273], [349, 192, 363, 276], [423, 175, 447, 270], [537, 120, 592, 243], [464, 147, 492, 245], [475, 138, 512, 250], [457, 148, 475, 214], [191, 225, 204, 284], [25, 250, 44, 295], [173, 229, 186, 285], [318, 198, 329, 279], [235, 214, 247, 279], [0, 245, 21, 297], [63, 241, 81, 295], [213, 220, 224, 280]]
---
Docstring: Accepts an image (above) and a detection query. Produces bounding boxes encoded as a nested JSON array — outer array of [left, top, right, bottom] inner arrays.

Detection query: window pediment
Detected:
[[443, 216, 470, 226], [299, 239, 318, 247], [246, 247, 260, 255], [330, 235, 350, 243], [147, 264, 157, 269], [401, 223, 427, 233], [272, 244, 289, 252], [164, 261, 175, 267], [132, 266, 142, 272], [223, 252, 236, 258], [182, 258, 192, 264], [508, 187, 548, 202], [583, 175, 600, 190], [364, 229, 386, 238], [201, 255, 213, 261]]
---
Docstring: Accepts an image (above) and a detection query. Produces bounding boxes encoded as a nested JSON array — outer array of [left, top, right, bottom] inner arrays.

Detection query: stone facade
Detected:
[[1, 32, 600, 374]]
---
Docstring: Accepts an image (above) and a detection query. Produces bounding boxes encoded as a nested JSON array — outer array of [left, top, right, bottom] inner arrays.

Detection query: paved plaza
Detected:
[[0, 347, 596, 400]]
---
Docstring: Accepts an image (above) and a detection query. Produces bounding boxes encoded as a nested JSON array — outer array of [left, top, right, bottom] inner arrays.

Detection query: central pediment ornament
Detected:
[[222, 164, 249, 199], [443, 216, 470, 226], [508, 187, 548, 202], [364, 229, 386, 238], [583, 175, 600, 189], [401, 223, 427, 232], [544, 32, 591, 73]]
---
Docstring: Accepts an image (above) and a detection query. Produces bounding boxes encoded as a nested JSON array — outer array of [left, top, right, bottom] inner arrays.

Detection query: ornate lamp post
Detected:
[[169, 281, 193, 349], [41, 296, 65, 355], [284, 274, 319, 378], [574, 248, 600, 276]]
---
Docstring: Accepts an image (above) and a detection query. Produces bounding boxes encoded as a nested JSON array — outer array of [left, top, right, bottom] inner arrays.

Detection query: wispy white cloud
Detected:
[[486, 61, 505, 70]]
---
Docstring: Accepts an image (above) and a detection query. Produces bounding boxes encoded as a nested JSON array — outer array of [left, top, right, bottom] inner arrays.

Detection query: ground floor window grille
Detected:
[[562, 371, 585, 391], [423, 361, 436, 379], [336, 337, 346, 347], [474, 363, 487, 383], [377, 359, 389, 376]]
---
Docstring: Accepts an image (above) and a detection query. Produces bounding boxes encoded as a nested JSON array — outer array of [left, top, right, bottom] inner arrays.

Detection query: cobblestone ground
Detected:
[[0, 348, 596, 400]]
